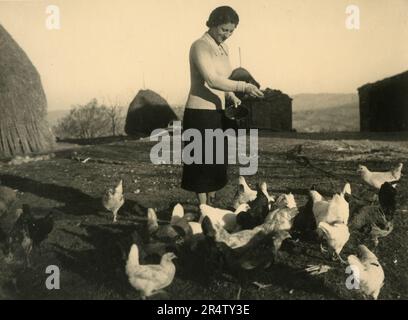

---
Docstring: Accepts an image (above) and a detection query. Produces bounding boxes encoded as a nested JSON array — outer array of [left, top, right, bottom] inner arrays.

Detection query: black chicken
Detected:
[[236, 184, 269, 230], [4, 205, 54, 266]]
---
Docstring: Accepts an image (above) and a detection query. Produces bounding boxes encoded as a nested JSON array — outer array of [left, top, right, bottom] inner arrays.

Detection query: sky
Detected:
[[0, 0, 407, 110]]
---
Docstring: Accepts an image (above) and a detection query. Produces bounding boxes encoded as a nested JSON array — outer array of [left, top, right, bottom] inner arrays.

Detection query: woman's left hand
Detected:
[[230, 94, 241, 107]]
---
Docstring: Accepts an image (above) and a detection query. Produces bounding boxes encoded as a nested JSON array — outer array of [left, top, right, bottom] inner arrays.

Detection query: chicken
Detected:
[[233, 178, 274, 210], [263, 205, 299, 232], [236, 183, 270, 230], [318, 222, 350, 263], [239, 231, 292, 270], [350, 182, 397, 246], [232, 176, 257, 209], [357, 163, 403, 189], [347, 245, 384, 300], [169, 203, 202, 237], [146, 208, 183, 243], [102, 179, 124, 223], [292, 192, 316, 237], [2, 204, 54, 267], [199, 203, 249, 232], [378, 182, 397, 221], [204, 217, 263, 249], [272, 193, 297, 210], [126, 244, 176, 299], [23, 205, 54, 247], [311, 183, 351, 227], [170, 203, 184, 225]]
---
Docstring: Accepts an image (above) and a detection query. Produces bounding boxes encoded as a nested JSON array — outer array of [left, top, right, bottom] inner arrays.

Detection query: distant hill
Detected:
[[46, 94, 360, 132], [291, 93, 359, 132]]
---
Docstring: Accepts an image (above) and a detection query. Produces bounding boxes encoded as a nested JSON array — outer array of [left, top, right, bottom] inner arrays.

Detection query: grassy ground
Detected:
[[0, 132, 407, 300]]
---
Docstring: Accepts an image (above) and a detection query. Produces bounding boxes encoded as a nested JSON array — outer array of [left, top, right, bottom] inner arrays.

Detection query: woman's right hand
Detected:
[[245, 83, 264, 98]]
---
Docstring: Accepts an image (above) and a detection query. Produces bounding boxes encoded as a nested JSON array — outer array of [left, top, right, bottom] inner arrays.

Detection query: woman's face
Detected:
[[210, 23, 236, 44]]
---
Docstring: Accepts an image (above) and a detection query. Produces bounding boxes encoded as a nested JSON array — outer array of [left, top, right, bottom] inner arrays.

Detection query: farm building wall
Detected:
[[239, 88, 292, 131], [358, 70, 408, 132]]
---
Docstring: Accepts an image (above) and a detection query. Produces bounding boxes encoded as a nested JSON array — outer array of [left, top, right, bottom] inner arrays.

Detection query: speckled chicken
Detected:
[[102, 179, 124, 223], [264, 193, 298, 232], [126, 244, 176, 299]]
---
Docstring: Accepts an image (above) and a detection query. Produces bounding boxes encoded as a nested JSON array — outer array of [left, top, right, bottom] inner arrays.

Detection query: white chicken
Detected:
[[199, 203, 249, 232], [311, 183, 351, 227], [126, 244, 176, 299], [357, 163, 403, 189], [170, 203, 202, 235], [102, 180, 124, 223], [347, 245, 384, 300], [210, 220, 262, 249], [232, 177, 275, 209], [318, 222, 350, 263], [272, 193, 297, 210]]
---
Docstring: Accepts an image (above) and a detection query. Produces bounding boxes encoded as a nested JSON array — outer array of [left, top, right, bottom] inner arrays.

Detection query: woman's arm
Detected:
[[191, 41, 246, 92]]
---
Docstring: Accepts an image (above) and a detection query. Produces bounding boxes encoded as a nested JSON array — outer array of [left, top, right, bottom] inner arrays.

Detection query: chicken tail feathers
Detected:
[[126, 244, 140, 271]]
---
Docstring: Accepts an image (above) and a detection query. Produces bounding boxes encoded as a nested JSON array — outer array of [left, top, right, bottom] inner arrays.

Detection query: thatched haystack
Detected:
[[358, 70, 408, 132], [125, 89, 178, 135], [0, 24, 55, 158]]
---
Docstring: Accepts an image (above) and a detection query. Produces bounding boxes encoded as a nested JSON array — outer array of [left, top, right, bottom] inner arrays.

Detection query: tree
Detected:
[[103, 97, 125, 136], [53, 99, 112, 139]]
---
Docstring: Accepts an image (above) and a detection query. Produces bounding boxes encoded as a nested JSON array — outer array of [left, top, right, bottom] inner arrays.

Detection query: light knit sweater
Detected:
[[185, 32, 244, 110]]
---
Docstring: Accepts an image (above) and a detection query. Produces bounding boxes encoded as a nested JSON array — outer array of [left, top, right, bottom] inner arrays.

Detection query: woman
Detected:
[[181, 6, 264, 205]]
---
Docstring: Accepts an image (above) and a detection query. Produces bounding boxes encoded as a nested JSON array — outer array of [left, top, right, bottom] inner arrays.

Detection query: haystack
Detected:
[[0, 24, 55, 158], [125, 89, 178, 135]]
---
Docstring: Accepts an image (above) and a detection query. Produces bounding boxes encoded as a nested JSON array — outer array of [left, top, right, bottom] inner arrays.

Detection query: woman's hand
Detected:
[[245, 83, 264, 98], [230, 94, 241, 107]]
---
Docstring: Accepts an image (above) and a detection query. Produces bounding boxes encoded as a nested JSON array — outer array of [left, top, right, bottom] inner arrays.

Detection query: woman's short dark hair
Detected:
[[206, 6, 239, 28]]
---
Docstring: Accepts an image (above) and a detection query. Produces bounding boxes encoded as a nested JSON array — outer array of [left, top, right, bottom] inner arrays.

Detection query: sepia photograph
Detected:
[[0, 0, 407, 302]]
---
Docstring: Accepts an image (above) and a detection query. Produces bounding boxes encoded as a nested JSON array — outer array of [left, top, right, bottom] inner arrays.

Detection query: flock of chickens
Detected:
[[100, 162, 403, 300], [0, 161, 403, 300]]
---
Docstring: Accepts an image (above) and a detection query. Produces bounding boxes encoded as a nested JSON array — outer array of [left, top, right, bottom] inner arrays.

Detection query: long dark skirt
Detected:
[[181, 108, 230, 193]]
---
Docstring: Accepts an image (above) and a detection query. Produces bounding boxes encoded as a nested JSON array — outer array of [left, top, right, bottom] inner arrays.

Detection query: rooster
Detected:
[[102, 180, 124, 223]]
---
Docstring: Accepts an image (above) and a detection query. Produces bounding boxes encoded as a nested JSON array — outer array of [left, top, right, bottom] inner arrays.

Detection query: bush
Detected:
[[53, 99, 125, 139]]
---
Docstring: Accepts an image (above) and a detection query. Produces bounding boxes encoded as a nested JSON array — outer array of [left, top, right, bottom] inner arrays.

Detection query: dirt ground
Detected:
[[0, 131, 407, 300]]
